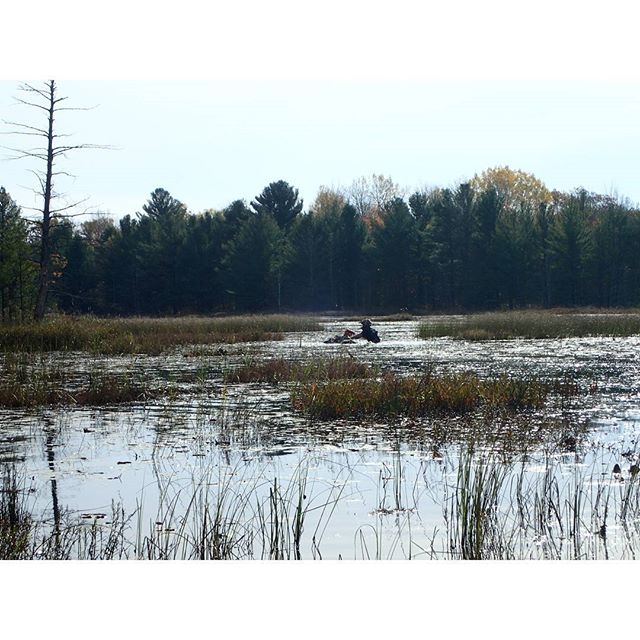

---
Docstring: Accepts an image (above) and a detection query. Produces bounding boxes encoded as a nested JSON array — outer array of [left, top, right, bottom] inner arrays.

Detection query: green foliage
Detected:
[[4, 171, 640, 318], [0, 188, 35, 321], [251, 180, 303, 229]]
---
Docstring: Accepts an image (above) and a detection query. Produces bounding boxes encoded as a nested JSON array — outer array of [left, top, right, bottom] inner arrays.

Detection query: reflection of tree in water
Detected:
[[43, 416, 61, 551]]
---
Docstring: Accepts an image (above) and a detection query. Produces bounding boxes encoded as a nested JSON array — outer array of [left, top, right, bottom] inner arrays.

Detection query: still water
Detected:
[[2, 319, 640, 559]]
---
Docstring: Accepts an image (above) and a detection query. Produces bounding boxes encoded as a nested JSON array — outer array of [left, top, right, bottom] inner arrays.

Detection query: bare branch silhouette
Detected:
[[6, 80, 110, 319]]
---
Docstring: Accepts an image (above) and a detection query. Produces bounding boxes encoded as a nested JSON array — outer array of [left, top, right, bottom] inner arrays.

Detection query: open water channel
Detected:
[[2, 319, 640, 559]]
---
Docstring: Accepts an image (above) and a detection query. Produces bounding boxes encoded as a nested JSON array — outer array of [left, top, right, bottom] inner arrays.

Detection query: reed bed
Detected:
[[418, 310, 640, 340], [0, 461, 341, 560], [291, 370, 578, 420], [0, 465, 33, 559], [5, 442, 640, 560], [0, 314, 321, 355], [224, 356, 377, 384], [442, 448, 640, 560], [0, 354, 158, 408]]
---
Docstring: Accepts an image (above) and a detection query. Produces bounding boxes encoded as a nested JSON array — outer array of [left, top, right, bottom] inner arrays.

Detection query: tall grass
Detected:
[[0, 314, 322, 355], [418, 310, 640, 340], [0, 354, 157, 407], [0, 465, 33, 559], [291, 370, 577, 419], [440, 448, 640, 560], [445, 451, 510, 559], [0, 460, 342, 560]]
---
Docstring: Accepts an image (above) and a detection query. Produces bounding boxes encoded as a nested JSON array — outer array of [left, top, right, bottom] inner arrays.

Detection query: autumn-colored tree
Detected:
[[470, 166, 551, 212], [347, 174, 403, 225]]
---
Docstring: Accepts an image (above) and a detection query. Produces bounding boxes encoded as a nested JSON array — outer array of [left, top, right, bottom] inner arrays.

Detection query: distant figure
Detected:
[[324, 319, 380, 344], [354, 319, 380, 343]]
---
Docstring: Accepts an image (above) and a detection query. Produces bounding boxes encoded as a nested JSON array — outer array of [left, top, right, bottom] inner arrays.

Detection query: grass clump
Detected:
[[0, 354, 157, 408], [224, 356, 376, 384], [0, 314, 322, 355], [418, 310, 640, 340], [0, 465, 33, 559], [291, 370, 577, 420], [0, 373, 155, 408]]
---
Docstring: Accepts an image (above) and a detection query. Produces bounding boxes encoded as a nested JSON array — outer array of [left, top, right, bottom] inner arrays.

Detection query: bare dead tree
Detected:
[[3, 80, 108, 320]]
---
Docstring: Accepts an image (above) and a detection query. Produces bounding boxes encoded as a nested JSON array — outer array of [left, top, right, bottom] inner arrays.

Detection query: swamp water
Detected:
[[2, 319, 640, 559]]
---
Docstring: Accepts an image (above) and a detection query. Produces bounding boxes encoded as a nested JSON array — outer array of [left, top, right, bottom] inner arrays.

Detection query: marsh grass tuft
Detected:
[[446, 451, 509, 559], [0, 314, 321, 355], [0, 465, 33, 559], [418, 310, 640, 340], [291, 370, 577, 419], [0, 354, 157, 408]]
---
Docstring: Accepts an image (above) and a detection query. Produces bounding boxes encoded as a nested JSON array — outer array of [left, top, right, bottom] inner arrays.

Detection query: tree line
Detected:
[[1, 167, 640, 320]]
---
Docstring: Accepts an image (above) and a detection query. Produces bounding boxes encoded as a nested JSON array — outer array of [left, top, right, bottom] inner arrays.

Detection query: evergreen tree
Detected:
[[223, 214, 283, 311], [251, 181, 303, 229], [0, 188, 33, 321], [369, 197, 418, 310], [336, 203, 365, 310], [136, 188, 189, 313], [550, 192, 592, 306]]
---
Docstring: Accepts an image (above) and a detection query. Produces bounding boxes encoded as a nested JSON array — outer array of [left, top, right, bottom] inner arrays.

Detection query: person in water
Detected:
[[353, 319, 380, 343], [324, 319, 380, 344]]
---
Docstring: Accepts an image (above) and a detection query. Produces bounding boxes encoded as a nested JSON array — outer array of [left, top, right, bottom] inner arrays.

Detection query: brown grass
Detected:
[[291, 370, 578, 419], [224, 356, 376, 384], [418, 310, 640, 340], [0, 314, 322, 355]]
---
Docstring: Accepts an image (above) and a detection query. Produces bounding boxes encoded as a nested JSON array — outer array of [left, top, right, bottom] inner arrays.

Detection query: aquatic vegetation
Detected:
[[224, 356, 377, 384], [291, 370, 578, 419], [0, 355, 159, 407], [0, 318, 638, 561], [445, 450, 509, 560], [0, 465, 33, 560], [418, 310, 640, 340], [441, 448, 640, 560], [0, 314, 322, 355], [1, 461, 342, 560]]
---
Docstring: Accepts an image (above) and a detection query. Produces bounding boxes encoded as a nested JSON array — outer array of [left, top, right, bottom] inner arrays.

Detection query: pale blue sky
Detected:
[[2, 0, 640, 219], [2, 80, 639, 220]]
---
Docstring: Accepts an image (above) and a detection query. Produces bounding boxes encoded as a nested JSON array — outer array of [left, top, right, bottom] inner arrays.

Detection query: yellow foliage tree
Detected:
[[470, 166, 552, 211]]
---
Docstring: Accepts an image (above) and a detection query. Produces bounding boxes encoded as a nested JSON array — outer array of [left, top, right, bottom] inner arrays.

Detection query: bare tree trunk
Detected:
[[8, 80, 108, 321], [33, 82, 56, 321]]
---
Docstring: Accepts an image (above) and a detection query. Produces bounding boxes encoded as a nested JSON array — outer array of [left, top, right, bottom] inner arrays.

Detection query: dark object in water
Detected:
[[324, 319, 380, 344], [360, 319, 380, 343], [324, 335, 355, 344]]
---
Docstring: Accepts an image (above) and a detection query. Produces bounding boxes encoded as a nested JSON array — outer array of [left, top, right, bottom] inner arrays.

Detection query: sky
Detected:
[[2, 0, 640, 223], [2, 79, 640, 220]]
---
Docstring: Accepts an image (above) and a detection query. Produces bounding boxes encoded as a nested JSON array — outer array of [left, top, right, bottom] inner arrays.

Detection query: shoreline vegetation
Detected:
[[0, 308, 638, 355], [0, 314, 321, 355], [418, 309, 640, 340]]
